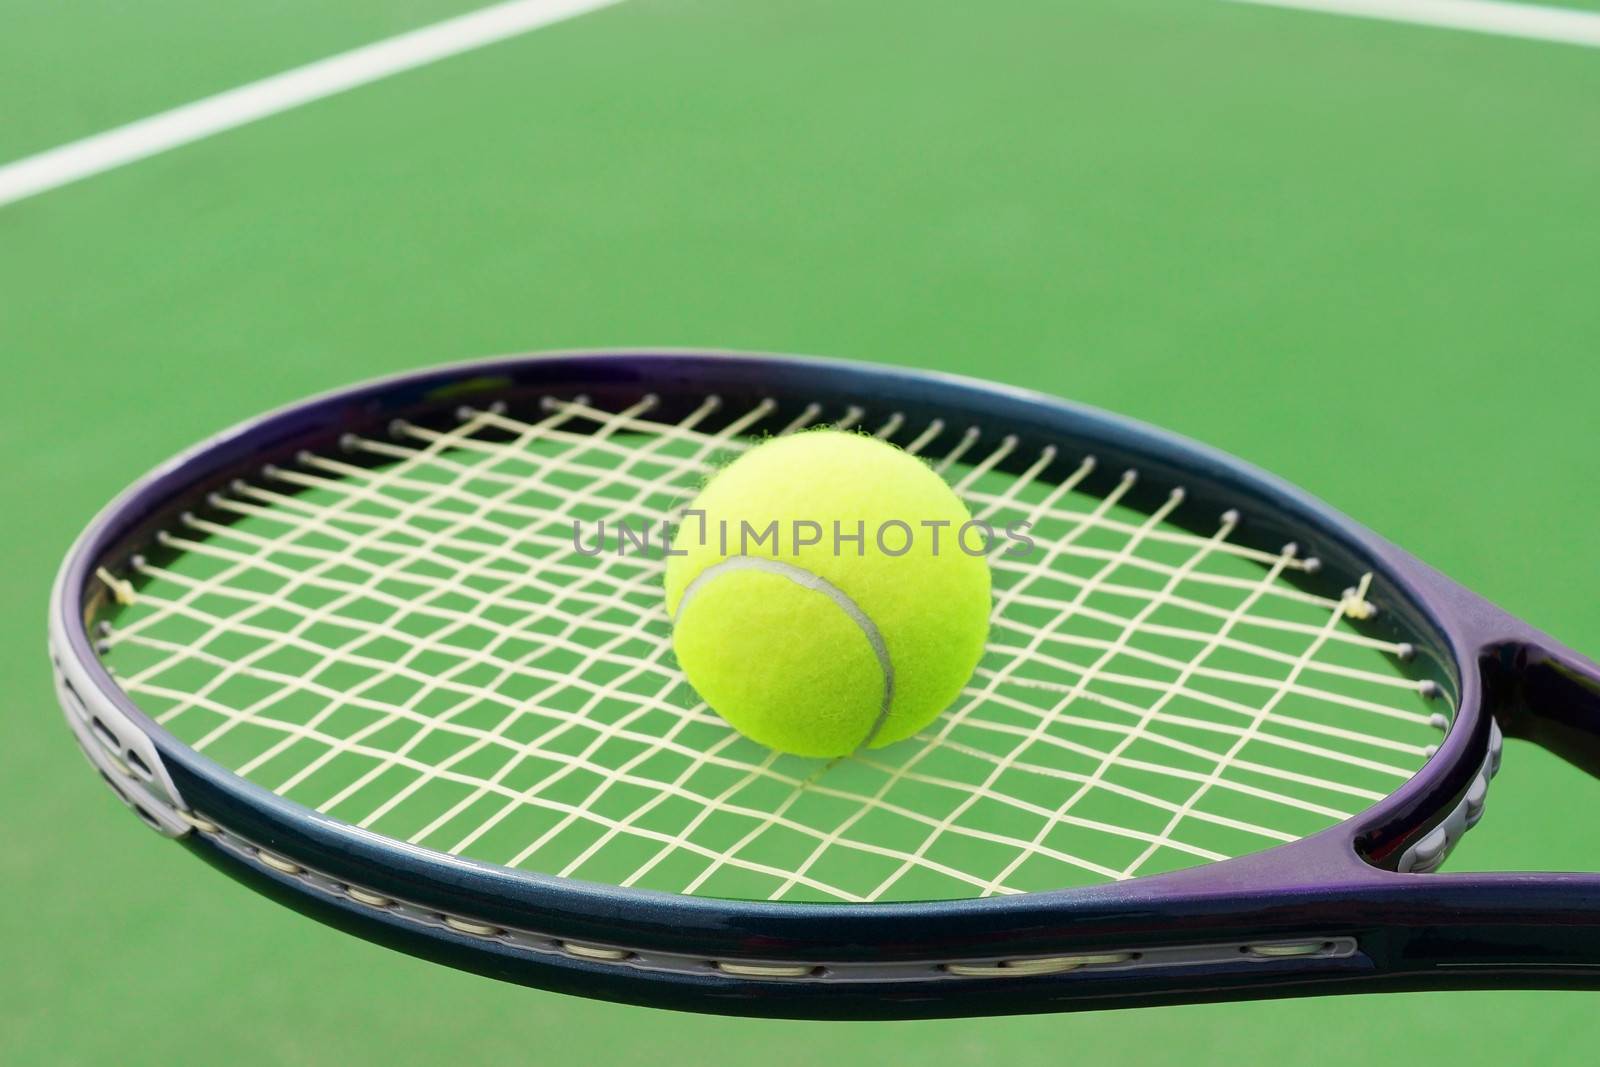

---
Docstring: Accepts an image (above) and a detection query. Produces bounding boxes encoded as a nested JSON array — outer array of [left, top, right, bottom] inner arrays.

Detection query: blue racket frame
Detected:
[[49, 350, 1600, 1018]]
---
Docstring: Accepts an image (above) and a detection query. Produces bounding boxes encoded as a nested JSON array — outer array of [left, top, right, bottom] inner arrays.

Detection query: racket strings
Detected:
[[95, 395, 1448, 902]]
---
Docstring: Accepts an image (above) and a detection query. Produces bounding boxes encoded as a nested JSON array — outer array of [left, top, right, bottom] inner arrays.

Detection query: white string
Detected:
[[96, 396, 1448, 902], [1118, 573, 1384, 879], [859, 482, 1197, 901]]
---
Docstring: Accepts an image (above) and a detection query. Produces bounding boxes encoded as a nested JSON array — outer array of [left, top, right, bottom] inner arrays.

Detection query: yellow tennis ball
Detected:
[[664, 430, 991, 757]]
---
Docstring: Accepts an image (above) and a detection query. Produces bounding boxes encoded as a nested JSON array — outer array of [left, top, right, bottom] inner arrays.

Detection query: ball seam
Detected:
[[673, 555, 895, 751]]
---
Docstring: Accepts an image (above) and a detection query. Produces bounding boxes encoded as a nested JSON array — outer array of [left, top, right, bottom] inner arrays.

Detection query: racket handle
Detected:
[[1487, 639, 1600, 779]]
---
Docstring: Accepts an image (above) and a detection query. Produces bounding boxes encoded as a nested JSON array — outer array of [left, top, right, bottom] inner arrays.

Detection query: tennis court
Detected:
[[4, 1, 1598, 1062]]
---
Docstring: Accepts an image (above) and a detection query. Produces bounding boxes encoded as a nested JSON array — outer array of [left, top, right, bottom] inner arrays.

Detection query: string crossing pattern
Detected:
[[96, 396, 1447, 903]]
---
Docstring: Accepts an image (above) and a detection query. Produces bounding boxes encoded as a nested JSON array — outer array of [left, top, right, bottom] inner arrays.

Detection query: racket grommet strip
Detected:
[[344, 886, 395, 909], [1242, 941, 1334, 959], [179, 811, 220, 834], [55, 655, 189, 837], [560, 942, 633, 962], [442, 915, 504, 938], [256, 850, 303, 876], [712, 961, 817, 979], [1397, 720, 1504, 874], [942, 952, 1136, 978], [99, 800, 1375, 991]]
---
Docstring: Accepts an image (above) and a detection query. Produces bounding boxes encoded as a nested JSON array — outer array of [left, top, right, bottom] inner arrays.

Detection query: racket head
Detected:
[[49, 349, 1510, 1016]]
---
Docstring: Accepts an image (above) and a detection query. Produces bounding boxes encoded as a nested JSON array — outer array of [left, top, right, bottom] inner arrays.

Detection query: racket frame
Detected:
[[49, 350, 1600, 1017]]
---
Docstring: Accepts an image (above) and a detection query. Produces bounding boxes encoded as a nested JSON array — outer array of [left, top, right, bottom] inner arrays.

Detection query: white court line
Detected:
[[1229, 0, 1600, 47], [4, 0, 1584, 214], [0, 0, 622, 209]]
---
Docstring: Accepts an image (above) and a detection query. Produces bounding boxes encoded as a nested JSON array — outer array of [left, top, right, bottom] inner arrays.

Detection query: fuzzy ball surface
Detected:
[[664, 430, 992, 757]]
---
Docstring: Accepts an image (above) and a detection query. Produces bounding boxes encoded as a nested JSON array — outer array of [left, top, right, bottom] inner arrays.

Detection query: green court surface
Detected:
[[3, 1, 1598, 1063]]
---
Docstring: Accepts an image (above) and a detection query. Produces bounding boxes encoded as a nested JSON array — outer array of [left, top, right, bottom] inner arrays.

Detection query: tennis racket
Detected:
[[50, 350, 1600, 1018]]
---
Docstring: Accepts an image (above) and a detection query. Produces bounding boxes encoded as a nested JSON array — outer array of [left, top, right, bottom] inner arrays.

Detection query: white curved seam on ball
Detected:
[[674, 556, 895, 750]]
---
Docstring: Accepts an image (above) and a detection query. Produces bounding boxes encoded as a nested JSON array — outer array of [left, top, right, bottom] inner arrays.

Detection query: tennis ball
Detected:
[[664, 430, 991, 757]]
